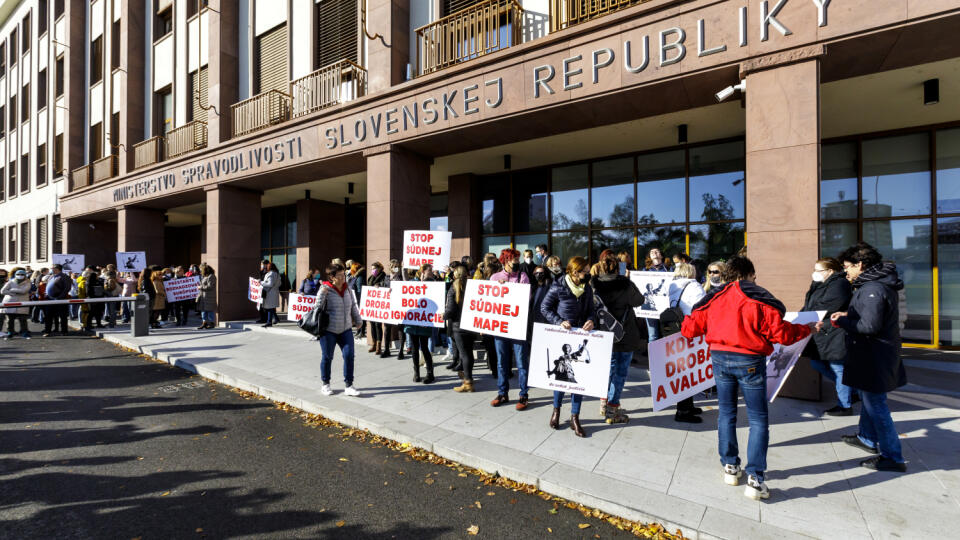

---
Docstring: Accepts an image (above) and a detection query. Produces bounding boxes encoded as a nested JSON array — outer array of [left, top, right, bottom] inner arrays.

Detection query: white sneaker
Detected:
[[744, 475, 769, 500], [723, 464, 743, 486], [320, 384, 334, 396], [441, 353, 453, 361], [344, 386, 361, 397]]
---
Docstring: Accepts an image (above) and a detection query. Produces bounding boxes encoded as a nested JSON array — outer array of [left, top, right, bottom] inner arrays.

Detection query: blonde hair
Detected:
[[566, 256, 589, 284], [673, 262, 697, 280], [703, 261, 727, 292], [452, 266, 468, 303]]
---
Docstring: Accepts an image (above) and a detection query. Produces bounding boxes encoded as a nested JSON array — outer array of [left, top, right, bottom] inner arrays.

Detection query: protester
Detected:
[[197, 265, 218, 330], [42, 264, 71, 337], [103, 270, 123, 328], [169, 266, 190, 327], [540, 256, 597, 437], [151, 270, 167, 329], [405, 264, 436, 384], [138, 268, 159, 329], [79, 267, 106, 332], [519, 249, 537, 283], [260, 262, 281, 327], [1, 269, 32, 340], [68, 273, 81, 320], [256, 259, 270, 323], [681, 255, 814, 500], [300, 267, 321, 296], [644, 248, 670, 344], [317, 263, 363, 396], [445, 265, 476, 393], [120, 272, 137, 323], [386, 259, 404, 359], [703, 261, 726, 293], [489, 249, 532, 410], [366, 262, 388, 354], [348, 262, 366, 339], [593, 255, 644, 424], [534, 244, 550, 266], [830, 242, 908, 473], [667, 262, 707, 423], [803, 257, 854, 417]]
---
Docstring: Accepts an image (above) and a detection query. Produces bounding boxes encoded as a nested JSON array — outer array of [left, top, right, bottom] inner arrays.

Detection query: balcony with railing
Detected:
[[70, 165, 90, 191], [232, 89, 292, 138], [550, 0, 650, 32], [291, 60, 368, 118], [133, 136, 164, 170], [416, 0, 523, 76], [166, 121, 208, 159], [92, 154, 118, 183]]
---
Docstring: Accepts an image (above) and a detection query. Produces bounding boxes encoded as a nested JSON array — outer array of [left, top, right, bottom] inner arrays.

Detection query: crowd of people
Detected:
[[1, 240, 909, 501]]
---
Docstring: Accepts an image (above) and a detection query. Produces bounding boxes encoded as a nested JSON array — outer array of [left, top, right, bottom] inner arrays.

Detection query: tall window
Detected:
[[54, 0, 64, 19], [0, 105, 5, 138], [111, 19, 120, 70], [254, 24, 288, 94], [89, 123, 102, 162], [36, 143, 46, 186], [55, 55, 64, 97], [0, 166, 4, 201], [90, 36, 103, 84], [155, 3, 173, 37], [8, 95, 16, 127], [20, 154, 29, 193], [53, 133, 63, 175], [7, 225, 15, 263], [110, 112, 119, 155], [155, 87, 173, 135], [187, 0, 208, 18], [0, 42, 6, 77], [21, 82, 29, 122], [261, 205, 297, 290], [19, 220, 29, 262], [8, 159, 16, 197], [37, 69, 47, 110], [0, 226, 4, 263], [53, 213, 62, 254], [21, 13, 30, 53], [315, 0, 358, 69], [36, 216, 47, 260], [189, 66, 208, 122], [9, 29, 16, 66], [39, 0, 47, 35]]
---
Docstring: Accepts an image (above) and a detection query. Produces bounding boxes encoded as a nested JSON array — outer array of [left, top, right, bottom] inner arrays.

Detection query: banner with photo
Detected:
[[402, 230, 452, 272], [527, 323, 614, 398], [116, 251, 147, 272], [52, 254, 85, 273], [164, 276, 200, 303], [460, 280, 531, 341], [359, 286, 398, 324], [287, 293, 318, 322], [629, 271, 674, 319], [766, 311, 825, 402], [389, 281, 445, 328]]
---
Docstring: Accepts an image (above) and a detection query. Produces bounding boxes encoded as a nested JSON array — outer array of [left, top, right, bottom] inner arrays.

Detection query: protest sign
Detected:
[[52, 254, 85, 273], [389, 281, 445, 328], [164, 276, 200, 303], [248, 278, 262, 304], [286, 293, 318, 322], [527, 323, 614, 398], [116, 251, 147, 272], [460, 280, 531, 341], [766, 311, 825, 402], [648, 333, 713, 411], [402, 230, 452, 271], [359, 286, 397, 324], [629, 271, 674, 319]]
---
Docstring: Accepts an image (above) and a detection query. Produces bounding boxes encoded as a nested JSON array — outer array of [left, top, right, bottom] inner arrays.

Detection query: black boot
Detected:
[[570, 414, 586, 437], [423, 356, 435, 384], [549, 407, 561, 430], [411, 354, 421, 382]]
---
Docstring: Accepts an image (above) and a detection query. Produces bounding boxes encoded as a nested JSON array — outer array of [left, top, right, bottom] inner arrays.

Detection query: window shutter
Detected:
[[316, 0, 358, 68], [255, 24, 288, 94], [191, 66, 208, 122], [443, 0, 480, 16], [37, 217, 47, 260], [20, 222, 29, 262]]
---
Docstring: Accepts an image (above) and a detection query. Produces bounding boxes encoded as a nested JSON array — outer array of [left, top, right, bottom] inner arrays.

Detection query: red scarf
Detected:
[[324, 281, 347, 296]]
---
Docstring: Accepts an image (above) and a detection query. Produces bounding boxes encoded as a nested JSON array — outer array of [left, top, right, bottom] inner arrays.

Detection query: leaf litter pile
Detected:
[[230, 387, 687, 539]]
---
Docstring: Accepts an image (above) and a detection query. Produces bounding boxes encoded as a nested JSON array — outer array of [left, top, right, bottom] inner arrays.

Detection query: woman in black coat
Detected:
[[802, 258, 854, 416], [445, 266, 476, 393]]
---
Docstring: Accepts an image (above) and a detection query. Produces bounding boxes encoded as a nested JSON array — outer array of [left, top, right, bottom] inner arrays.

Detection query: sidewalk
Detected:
[[82, 321, 960, 539]]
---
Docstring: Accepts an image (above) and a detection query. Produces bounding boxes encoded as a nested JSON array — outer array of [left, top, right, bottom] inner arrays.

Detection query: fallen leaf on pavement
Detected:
[[486, 491, 495, 496], [160, 491, 171, 497], [339, 458, 349, 462], [547, 528, 553, 533], [467, 525, 479, 535], [285, 473, 293, 478], [474, 501, 482, 509], [425, 478, 434, 485], [266, 436, 274, 440], [548, 508, 558, 515], [335, 520, 345, 527], [458, 473, 468, 477], [578, 523, 591, 529]]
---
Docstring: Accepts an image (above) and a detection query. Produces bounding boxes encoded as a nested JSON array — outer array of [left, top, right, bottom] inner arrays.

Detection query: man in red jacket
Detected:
[[681, 256, 813, 501]]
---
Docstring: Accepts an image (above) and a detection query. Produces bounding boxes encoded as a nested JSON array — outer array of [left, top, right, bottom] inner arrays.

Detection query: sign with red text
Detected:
[[527, 323, 614, 398], [359, 286, 397, 324], [766, 311, 824, 402], [286, 293, 318, 322], [648, 333, 713, 411], [402, 230, 452, 271], [248, 278, 262, 304], [164, 276, 200, 303], [389, 281, 445, 328], [460, 280, 531, 341]]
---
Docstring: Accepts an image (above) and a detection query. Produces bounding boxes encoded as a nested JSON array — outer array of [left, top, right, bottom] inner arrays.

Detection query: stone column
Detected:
[[62, 219, 118, 267], [117, 0, 146, 175], [743, 50, 823, 310], [63, 0, 88, 177], [366, 0, 411, 93], [296, 198, 346, 284], [117, 206, 166, 265], [206, 185, 261, 321], [447, 173, 480, 262], [207, 0, 239, 145], [364, 145, 431, 266]]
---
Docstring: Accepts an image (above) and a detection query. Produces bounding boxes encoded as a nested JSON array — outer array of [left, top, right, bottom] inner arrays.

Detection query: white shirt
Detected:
[[667, 278, 706, 316]]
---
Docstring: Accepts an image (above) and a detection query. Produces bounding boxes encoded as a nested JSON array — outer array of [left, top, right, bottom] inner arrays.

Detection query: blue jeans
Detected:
[[495, 338, 529, 397], [606, 351, 634, 406], [713, 350, 768, 481], [809, 359, 853, 408], [857, 390, 904, 463], [319, 329, 356, 386], [201, 311, 216, 323], [553, 391, 582, 414], [646, 319, 661, 342]]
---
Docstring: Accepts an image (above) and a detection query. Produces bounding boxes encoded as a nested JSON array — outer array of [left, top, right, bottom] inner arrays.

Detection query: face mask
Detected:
[[549, 266, 562, 275], [812, 271, 825, 282], [371, 269, 379, 276], [391, 267, 399, 274], [581, 274, 592, 285], [15, 274, 26, 282], [524, 257, 532, 264], [709, 277, 722, 286], [534, 273, 546, 283]]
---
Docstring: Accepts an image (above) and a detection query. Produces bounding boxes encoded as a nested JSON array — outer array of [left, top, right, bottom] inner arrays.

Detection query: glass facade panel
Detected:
[[591, 229, 633, 260], [862, 133, 931, 218], [481, 175, 510, 234], [430, 193, 449, 231], [637, 150, 686, 225], [514, 233, 548, 255], [637, 226, 686, 266], [552, 231, 589, 263], [938, 217, 960, 346], [821, 142, 859, 220], [513, 169, 549, 232], [689, 142, 745, 222], [936, 128, 960, 214], [689, 223, 745, 267], [591, 157, 634, 228], [551, 164, 588, 230], [482, 236, 512, 258], [821, 222, 857, 258]]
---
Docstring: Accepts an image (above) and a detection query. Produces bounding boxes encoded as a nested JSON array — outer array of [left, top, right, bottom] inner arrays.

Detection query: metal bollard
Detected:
[[131, 294, 150, 337]]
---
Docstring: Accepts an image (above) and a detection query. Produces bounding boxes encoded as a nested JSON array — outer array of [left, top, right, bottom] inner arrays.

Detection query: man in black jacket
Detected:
[[43, 264, 72, 337], [824, 243, 907, 472]]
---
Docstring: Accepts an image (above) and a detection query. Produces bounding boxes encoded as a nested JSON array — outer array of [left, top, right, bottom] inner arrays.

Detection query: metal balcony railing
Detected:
[[550, 0, 650, 32], [92, 154, 118, 183], [231, 89, 292, 138], [70, 164, 90, 191], [166, 121, 208, 159], [416, 0, 523, 76], [133, 136, 164, 170], [291, 60, 368, 118]]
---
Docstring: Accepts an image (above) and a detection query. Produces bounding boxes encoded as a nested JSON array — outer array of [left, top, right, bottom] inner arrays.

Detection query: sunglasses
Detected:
[[708, 270, 720, 275]]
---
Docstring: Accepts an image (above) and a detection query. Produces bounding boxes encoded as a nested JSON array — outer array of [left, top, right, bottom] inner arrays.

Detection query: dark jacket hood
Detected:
[[853, 262, 903, 291], [592, 274, 630, 293]]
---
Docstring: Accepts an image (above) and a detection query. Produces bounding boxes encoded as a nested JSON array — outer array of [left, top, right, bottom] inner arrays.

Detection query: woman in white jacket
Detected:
[[668, 262, 706, 423], [1, 269, 33, 339]]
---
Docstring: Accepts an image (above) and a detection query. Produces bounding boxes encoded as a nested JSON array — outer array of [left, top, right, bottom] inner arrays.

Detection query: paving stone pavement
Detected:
[[80, 321, 960, 539]]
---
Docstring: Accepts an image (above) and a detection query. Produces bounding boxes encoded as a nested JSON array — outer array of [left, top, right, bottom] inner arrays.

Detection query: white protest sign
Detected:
[[630, 271, 674, 319], [116, 251, 147, 272], [460, 280, 530, 341], [402, 230, 452, 271], [164, 276, 200, 303], [248, 277, 262, 304], [766, 311, 825, 402], [527, 323, 614, 398], [359, 286, 397, 324], [648, 333, 713, 411], [53, 254, 85, 273], [389, 281, 445, 328], [286, 293, 317, 322]]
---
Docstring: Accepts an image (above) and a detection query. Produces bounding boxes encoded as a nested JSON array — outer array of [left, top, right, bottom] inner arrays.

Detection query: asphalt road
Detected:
[[0, 324, 633, 539]]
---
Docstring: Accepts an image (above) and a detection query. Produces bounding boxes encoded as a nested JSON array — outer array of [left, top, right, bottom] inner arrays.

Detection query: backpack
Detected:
[[658, 282, 691, 338], [593, 291, 625, 342], [88, 277, 106, 298]]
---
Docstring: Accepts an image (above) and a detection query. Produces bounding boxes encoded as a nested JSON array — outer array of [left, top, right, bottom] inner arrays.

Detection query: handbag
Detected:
[[593, 291, 626, 342], [298, 290, 330, 336], [658, 282, 691, 338]]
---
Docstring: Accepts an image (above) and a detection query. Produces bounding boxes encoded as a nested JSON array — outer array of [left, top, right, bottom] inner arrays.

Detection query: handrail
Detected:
[[133, 136, 164, 170], [290, 59, 368, 118], [70, 164, 90, 191], [415, 0, 523, 76], [166, 121, 208, 159], [550, 0, 650, 32], [231, 89, 292, 137], [91, 154, 118, 183]]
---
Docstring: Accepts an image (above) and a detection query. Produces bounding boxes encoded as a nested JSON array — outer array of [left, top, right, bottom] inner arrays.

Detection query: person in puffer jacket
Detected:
[[316, 263, 363, 398], [681, 256, 813, 502]]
